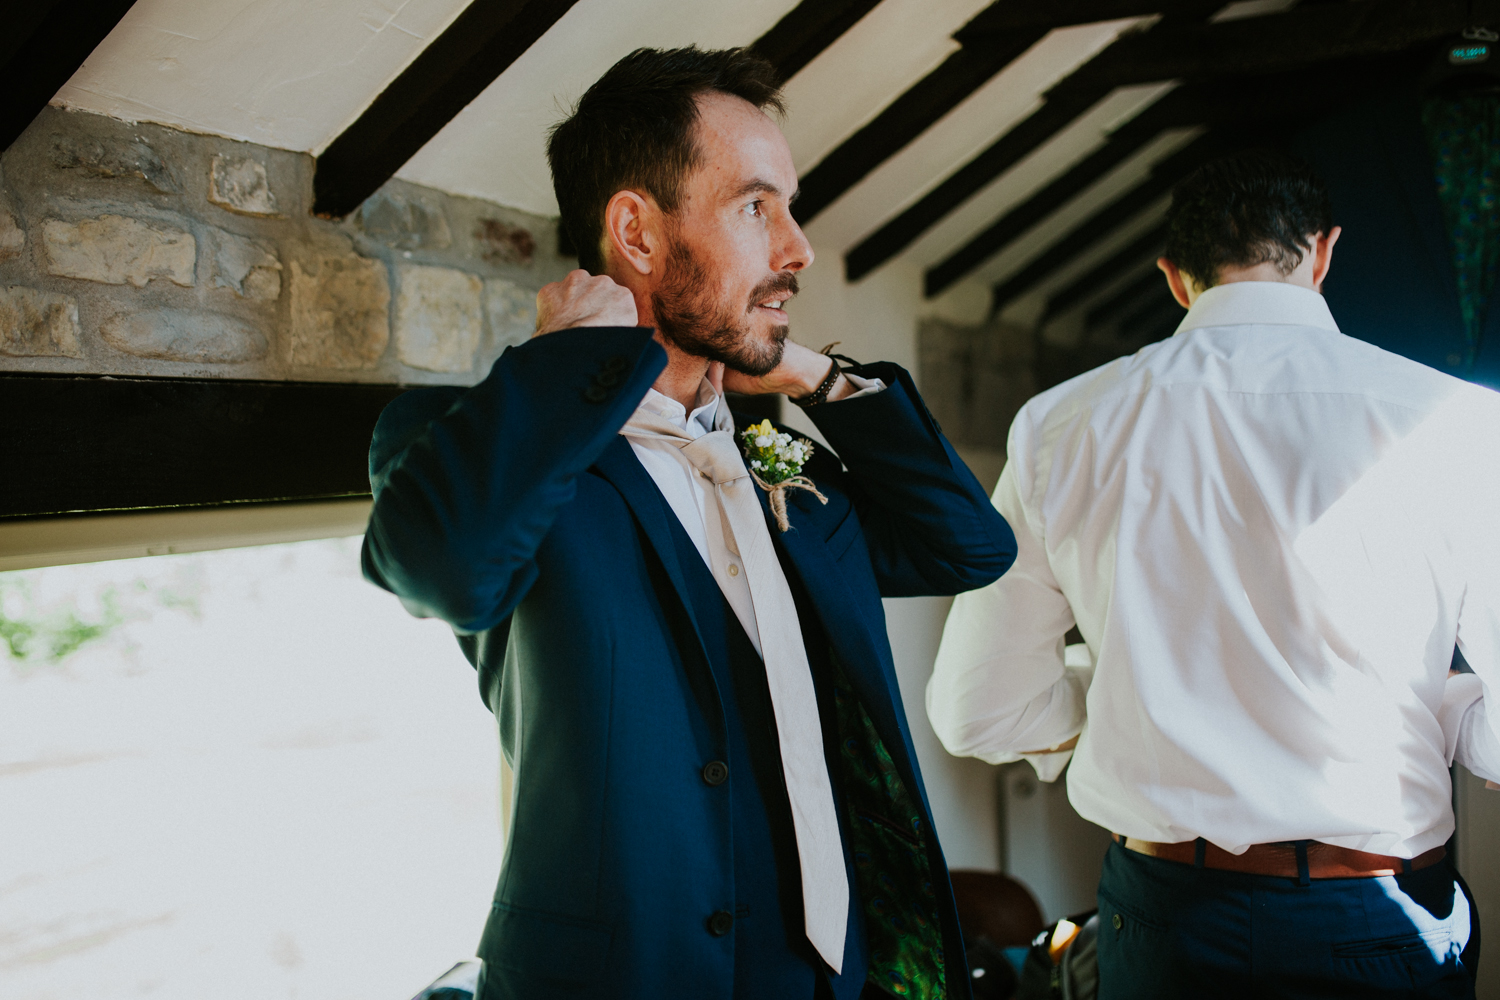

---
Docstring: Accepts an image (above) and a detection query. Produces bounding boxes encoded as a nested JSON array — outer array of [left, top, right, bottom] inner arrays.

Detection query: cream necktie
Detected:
[[622, 412, 850, 972]]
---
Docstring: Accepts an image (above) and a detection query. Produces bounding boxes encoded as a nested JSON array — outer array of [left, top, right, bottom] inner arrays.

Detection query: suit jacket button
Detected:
[[603, 354, 629, 373], [707, 910, 734, 936], [582, 384, 609, 403], [702, 760, 729, 786], [594, 370, 620, 388]]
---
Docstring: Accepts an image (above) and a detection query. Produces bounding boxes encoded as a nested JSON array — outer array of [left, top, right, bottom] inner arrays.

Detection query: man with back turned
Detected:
[[931, 150, 1500, 998]]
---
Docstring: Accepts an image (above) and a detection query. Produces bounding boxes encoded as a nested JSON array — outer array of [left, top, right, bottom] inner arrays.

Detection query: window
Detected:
[[1, 537, 499, 997]]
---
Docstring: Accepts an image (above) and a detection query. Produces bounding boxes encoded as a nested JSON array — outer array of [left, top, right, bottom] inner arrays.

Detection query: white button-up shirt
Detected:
[[929, 281, 1500, 857]]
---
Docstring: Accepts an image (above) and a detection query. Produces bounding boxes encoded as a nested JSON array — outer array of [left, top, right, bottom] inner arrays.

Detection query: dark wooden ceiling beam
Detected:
[[844, 0, 1483, 276], [931, 127, 1226, 301], [791, 15, 1049, 224], [749, 0, 886, 83], [1073, 0, 1500, 89], [931, 48, 1420, 301], [839, 2, 1231, 276], [2, 375, 409, 517], [313, 0, 581, 219], [846, 82, 1204, 282], [790, 0, 1236, 225], [992, 219, 1168, 318], [954, 0, 1227, 36], [0, 0, 138, 153]]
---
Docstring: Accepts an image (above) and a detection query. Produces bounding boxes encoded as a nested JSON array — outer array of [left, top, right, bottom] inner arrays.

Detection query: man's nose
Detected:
[[773, 217, 814, 273]]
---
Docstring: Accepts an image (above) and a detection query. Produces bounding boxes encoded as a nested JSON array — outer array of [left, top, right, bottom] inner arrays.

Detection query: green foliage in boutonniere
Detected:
[[740, 419, 814, 486]]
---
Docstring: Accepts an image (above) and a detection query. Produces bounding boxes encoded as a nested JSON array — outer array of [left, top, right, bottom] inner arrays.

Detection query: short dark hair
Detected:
[[1163, 150, 1334, 289], [546, 46, 785, 275]]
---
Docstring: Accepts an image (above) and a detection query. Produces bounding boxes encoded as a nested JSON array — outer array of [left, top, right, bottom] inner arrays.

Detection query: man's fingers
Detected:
[[534, 271, 639, 335]]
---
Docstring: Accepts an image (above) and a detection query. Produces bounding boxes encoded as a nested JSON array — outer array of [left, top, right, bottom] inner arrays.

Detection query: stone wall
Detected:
[[917, 316, 1037, 454], [0, 107, 575, 385], [918, 312, 1167, 457]]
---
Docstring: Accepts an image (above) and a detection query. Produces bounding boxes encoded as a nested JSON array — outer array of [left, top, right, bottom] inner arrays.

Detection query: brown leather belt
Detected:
[[1113, 833, 1446, 879]]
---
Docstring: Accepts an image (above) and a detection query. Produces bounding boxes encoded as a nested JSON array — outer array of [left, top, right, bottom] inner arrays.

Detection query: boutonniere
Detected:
[[740, 419, 827, 532]]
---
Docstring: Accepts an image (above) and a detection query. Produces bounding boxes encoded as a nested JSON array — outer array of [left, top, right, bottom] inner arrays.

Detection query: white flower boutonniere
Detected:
[[740, 419, 827, 532]]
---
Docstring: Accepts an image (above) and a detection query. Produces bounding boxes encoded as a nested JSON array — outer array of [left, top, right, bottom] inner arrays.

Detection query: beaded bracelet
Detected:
[[791, 354, 842, 408]]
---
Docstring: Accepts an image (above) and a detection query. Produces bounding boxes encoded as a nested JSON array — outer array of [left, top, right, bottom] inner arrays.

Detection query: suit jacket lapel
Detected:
[[591, 437, 725, 730]]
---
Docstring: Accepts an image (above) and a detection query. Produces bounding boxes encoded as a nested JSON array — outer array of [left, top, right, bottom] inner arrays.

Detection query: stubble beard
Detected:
[[651, 237, 795, 377]]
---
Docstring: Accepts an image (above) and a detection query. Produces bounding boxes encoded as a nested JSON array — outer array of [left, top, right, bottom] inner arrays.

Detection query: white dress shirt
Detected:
[[624, 373, 885, 656], [928, 281, 1500, 857]]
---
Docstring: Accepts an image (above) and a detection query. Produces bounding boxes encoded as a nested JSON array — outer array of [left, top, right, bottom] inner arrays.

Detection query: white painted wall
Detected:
[[778, 244, 1007, 871]]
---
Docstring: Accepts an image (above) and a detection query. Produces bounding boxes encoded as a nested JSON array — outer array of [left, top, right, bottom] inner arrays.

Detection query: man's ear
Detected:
[[603, 190, 661, 277], [1311, 226, 1341, 293], [1157, 257, 1194, 309]]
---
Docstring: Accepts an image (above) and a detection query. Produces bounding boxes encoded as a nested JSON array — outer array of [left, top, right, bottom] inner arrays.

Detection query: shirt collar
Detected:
[[636, 378, 721, 439], [1175, 281, 1340, 336]]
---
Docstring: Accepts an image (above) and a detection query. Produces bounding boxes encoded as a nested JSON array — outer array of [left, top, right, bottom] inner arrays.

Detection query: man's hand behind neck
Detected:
[[535, 269, 640, 334], [533, 269, 711, 412]]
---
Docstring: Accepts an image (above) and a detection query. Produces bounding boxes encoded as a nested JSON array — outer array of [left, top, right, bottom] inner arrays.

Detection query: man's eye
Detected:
[[744, 200, 764, 218]]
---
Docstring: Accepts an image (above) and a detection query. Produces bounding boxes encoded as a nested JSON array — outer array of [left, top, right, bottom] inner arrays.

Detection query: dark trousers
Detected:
[[1096, 841, 1479, 999]]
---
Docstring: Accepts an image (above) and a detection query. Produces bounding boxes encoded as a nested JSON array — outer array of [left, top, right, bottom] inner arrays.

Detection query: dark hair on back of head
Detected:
[[1163, 149, 1334, 290], [546, 46, 784, 275]]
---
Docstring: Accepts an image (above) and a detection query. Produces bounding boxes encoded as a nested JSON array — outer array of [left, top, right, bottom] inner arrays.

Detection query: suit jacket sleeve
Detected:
[[803, 360, 1017, 597], [361, 327, 666, 633]]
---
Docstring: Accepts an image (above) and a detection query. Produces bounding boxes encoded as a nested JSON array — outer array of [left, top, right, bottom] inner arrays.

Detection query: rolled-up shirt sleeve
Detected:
[[1442, 673, 1500, 785], [926, 433, 1088, 778]]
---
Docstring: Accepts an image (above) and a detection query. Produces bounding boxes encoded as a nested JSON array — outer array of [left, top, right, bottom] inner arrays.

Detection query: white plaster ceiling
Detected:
[[966, 125, 1199, 286], [777, 0, 998, 175], [801, 19, 1157, 254], [48, 0, 1285, 300], [54, 0, 473, 154], [394, 0, 803, 216]]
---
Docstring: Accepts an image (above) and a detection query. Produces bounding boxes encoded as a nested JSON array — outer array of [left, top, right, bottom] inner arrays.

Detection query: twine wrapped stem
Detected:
[[750, 471, 827, 531]]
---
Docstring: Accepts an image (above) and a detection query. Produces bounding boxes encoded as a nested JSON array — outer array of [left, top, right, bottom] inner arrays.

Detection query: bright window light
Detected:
[[0, 537, 500, 999]]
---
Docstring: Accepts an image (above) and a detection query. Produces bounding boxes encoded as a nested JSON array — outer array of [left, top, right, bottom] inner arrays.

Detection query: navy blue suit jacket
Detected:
[[361, 327, 1016, 998]]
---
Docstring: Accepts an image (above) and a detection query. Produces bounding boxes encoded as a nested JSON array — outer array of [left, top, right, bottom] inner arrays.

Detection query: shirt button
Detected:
[[702, 760, 729, 786], [707, 910, 734, 936], [727, 564, 739, 577]]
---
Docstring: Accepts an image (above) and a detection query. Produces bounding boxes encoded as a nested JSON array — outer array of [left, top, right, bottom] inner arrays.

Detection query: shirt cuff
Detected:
[[1019, 649, 1094, 782], [839, 371, 885, 399], [1443, 673, 1500, 784]]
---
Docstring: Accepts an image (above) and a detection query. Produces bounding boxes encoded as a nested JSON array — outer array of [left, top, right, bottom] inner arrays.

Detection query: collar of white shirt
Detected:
[[1175, 281, 1340, 336], [636, 379, 721, 438]]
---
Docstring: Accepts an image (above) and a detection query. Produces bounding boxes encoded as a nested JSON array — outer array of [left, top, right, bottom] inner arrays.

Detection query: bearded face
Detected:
[[650, 229, 797, 377]]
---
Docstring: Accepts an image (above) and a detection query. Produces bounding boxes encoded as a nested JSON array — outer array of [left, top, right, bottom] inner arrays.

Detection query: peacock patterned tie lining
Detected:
[[832, 668, 947, 999]]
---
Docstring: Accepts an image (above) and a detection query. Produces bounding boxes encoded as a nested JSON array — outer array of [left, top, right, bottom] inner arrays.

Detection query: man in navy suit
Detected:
[[362, 46, 1015, 1000]]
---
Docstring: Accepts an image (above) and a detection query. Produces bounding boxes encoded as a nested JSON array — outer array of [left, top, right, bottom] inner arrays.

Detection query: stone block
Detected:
[[0, 213, 23, 258], [101, 308, 268, 363], [0, 286, 82, 358], [358, 188, 452, 250], [476, 217, 535, 265], [210, 229, 281, 300], [209, 155, 280, 216], [50, 132, 181, 194], [288, 251, 390, 369], [43, 215, 196, 288], [483, 277, 536, 352], [395, 265, 482, 373]]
